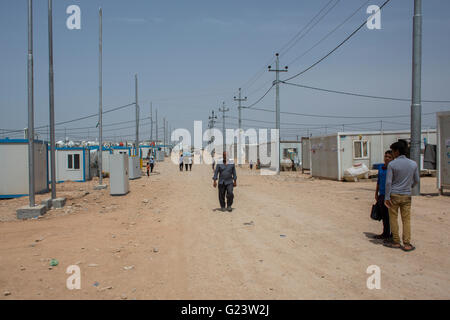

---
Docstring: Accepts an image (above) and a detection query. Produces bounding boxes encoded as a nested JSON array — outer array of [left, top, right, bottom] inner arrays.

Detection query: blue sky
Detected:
[[1, 0, 449, 141]]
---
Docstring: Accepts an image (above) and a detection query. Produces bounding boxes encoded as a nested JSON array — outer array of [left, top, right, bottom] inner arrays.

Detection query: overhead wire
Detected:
[[282, 0, 392, 82]]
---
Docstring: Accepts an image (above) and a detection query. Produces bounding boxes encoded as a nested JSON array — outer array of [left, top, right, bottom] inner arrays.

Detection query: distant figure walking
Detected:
[[184, 155, 189, 171], [384, 142, 419, 252], [249, 160, 253, 170], [373, 150, 394, 239], [188, 156, 193, 171], [179, 154, 184, 172], [213, 152, 237, 212], [149, 156, 155, 173]]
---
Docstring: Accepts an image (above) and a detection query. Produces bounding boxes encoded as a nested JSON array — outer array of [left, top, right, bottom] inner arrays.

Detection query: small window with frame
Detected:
[[68, 153, 81, 170], [68, 154, 73, 169], [353, 140, 369, 159]]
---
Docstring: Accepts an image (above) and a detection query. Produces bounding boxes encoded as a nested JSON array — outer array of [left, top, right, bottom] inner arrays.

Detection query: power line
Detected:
[[287, 0, 371, 66], [245, 84, 274, 108], [240, 0, 339, 92], [279, 0, 341, 58], [283, 0, 392, 82], [249, 106, 438, 119], [282, 81, 450, 103], [35, 102, 135, 130]]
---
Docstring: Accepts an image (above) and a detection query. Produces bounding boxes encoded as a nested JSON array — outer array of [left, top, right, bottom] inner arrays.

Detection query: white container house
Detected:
[[437, 111, 450, 194], [87, 146, 112, 175], [111, 146, 132, 156], [308, 130, 437, 180], [301, 137, 311, 173], [48, 147, 91, 183], [140, 146, 155, 159], [0, 139, 49, 198]]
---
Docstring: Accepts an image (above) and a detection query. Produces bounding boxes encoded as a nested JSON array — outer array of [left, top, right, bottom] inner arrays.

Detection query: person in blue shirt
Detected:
[[373, 150, 394, 239]]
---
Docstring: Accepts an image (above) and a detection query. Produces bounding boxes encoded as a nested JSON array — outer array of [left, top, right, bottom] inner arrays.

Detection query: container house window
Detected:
[[68, 154, 81, 170], [353, 140, 369, 159]]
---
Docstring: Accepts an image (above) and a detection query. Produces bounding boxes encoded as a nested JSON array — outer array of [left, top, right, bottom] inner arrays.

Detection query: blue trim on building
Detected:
[[0, 194, 29, 199], [56, 147, 86, 151], [111, 146, 132, 154], [87, 145, 112, 152], [0, 138, 46, 144], [56, 180, 85, 183]]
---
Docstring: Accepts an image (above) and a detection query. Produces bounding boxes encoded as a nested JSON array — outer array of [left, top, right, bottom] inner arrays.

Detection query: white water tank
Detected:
[[110, 154, 129, 196], [128, 156, 141, 180]]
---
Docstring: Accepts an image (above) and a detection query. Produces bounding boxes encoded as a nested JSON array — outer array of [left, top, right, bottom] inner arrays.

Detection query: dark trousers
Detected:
[[150, 164, 154, 173], [185, 163, 189, 171], [179, 163, 183, 171], [377, 195, 391, 237], [189, 164, 192, 171], [218, 183, 234, 208]]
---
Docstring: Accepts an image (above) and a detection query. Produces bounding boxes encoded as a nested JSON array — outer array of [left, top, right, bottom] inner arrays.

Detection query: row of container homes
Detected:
[[0, 139, 165, 198]]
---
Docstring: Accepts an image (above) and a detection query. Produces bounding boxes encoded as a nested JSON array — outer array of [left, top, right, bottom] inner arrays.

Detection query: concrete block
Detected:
[[41, 198, 53, 210], [52, 198, 66, 208], [94, 184, 107, 190], [17, 205, 47, 220]]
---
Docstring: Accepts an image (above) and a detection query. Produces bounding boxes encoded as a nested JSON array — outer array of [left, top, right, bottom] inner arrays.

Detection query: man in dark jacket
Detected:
[[213, 152, 237, 212]]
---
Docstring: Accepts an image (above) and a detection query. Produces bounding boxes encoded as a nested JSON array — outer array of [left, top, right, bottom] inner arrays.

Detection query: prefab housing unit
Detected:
[[140, 146, 154, 159], [0, 139, 49, 198], [301, 137, 311, 172], [437, 111, 450, 194], [87, 146, 112, 175], [309, 130, 437, 181], [155, 149, 165, 162], [280, 141, 301, 162], [111, 146, 132, 156], [48, 147, 91, 182]]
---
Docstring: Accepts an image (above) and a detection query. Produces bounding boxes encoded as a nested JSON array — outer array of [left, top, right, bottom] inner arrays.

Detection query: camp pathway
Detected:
[[0, 159, 449, 299]]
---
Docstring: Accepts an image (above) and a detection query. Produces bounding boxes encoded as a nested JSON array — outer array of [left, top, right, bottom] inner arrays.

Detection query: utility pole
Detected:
[[135, 74, 139, 157], [219, 102, 229, 151], [268, 53, 288, 174], [234, 88, 247, 166], [208, 110, 217, 145], [48, 0, 56, 200], [27, 0, 35, 207], [208, 110, 217, 129], [166, 119, 169, 147], [155, 109, 158, 145], [97, 7, 104, 187], [168, 122, 171, 147], [150, 102, 153, 143], [411, 0, 422, 195], [163, 117, 166, 147]]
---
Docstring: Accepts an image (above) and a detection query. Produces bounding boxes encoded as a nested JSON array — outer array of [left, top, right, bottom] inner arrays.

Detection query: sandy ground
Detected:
[[0, 159, 449, 300]]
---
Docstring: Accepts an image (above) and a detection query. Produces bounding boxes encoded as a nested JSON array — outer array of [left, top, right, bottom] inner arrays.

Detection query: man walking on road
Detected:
[[149, 156, 155, 173], [384, 141, 419, 252], [179, 153, 184, 172], [213, 152, 237, 212]]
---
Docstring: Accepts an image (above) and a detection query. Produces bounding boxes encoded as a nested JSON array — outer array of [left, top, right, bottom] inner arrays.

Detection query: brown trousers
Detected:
[[388, 194, 412, 245]]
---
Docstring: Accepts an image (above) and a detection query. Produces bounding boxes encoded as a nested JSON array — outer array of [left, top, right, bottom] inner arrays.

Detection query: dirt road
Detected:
[[0, 159, 449, 299]]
